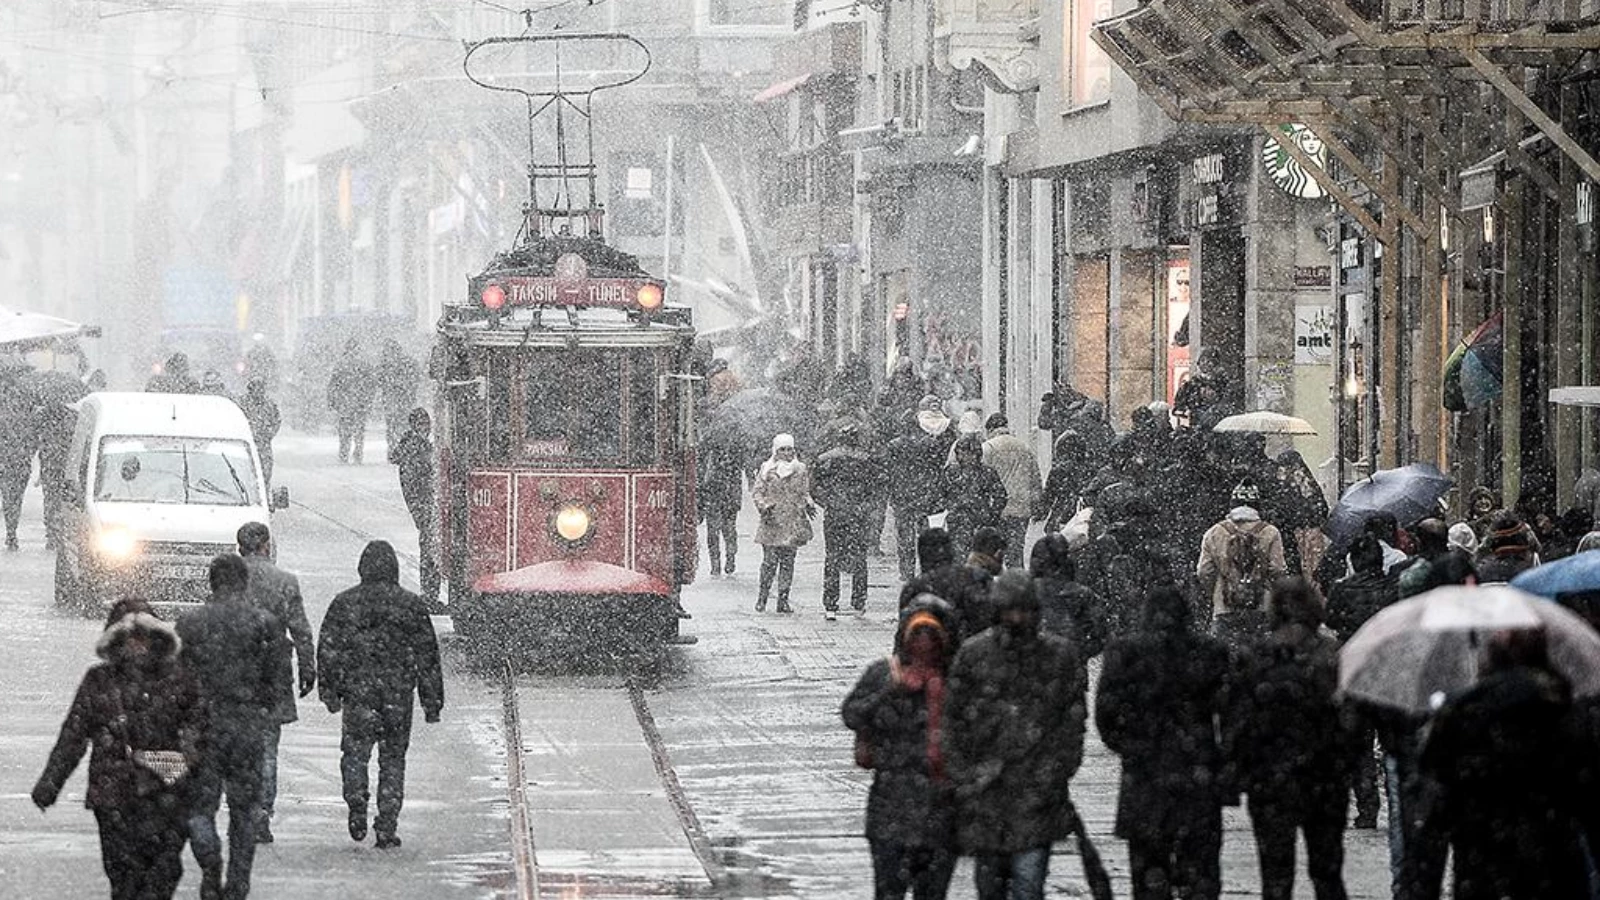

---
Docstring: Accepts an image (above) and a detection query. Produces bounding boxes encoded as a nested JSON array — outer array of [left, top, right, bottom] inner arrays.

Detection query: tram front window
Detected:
[[523, 351, 624, 460]]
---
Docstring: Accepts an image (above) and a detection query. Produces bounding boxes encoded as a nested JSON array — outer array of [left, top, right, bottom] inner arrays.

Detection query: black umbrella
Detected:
[[1326, 463, 1453, 545], [711, 387, 812, 455], [21, 370, 89, 407]]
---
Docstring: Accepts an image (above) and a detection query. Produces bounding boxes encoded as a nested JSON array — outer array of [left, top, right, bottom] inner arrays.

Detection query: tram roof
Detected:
[[436, 304, 693, 348]]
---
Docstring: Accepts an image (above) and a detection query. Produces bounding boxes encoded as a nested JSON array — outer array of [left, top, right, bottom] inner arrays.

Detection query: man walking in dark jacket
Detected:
[[940, 435, 1007, 563], [945, 571, 1088, 900], [898, 527, 994, 641], [237, 522, 316, 844], [1326, 534, 1398, 830], [813, 423, 888, 620], [389, 408, 440, 610], [887, 402, 955, 581], [178, 554, 281, 900], [1097, 584, 1230, 900], [318, 540, 444, 848], [1226, 578, 1354, 900], [327, 340, 375, 464]]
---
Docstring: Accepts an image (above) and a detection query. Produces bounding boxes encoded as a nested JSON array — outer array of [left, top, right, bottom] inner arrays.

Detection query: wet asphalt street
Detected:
[[0, 431, 1393, 898]]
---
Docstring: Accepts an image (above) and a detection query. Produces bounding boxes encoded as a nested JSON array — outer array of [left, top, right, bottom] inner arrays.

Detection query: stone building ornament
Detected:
[[933, 0, 1041, 94]]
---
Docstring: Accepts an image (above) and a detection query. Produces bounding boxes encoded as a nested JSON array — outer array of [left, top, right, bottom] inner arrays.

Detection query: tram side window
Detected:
[[628, 356, 660, 464], [523, 351, 623, 460]]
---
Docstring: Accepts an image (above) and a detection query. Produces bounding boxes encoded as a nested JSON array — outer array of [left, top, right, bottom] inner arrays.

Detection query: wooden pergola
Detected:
[[1092, 0, 1600, 503]]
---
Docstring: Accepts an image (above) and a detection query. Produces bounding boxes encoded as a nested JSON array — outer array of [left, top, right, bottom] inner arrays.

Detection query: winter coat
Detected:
[[1196, 508, 1287, 616], [34, 613, 205, 810], [696, 429, 744, 520], [842, 660, 957, 848], [374, 351, 420, 414], [327, 357, 376, 417], [939, 463, 1007, 548], [944, 628, 1087, 854], [317, 543, 444, 717], [1225, 625, 1353, 809], [1326, 568, 1398, 644], [812, 445, 888, 522], [1096, 627, 1231, 842], [389, 430, 435, 527], [887, 426, 954, 514], [242, 555, 316, 725], [0, 379, 38, 469], [899, 563, 995, 641], [752, 463, 813, 548], [1421, 667, 1588, 900], [1035, 576, 1109, 660], [176, 591, 281, 734], [981, 429, 1043, 520], [239, 394, 280, 455]]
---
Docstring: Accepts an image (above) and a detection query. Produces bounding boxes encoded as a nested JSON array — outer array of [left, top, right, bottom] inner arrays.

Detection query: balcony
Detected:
[[771, 146, 851, 210], [1382, 0, 1600, 26]]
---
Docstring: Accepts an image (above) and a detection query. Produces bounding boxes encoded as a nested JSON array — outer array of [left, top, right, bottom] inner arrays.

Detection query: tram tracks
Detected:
[[498, 662, 722, 899]]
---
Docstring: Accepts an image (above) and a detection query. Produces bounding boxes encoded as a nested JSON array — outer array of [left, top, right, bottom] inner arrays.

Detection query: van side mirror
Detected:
[[271, 487, 291, 511]]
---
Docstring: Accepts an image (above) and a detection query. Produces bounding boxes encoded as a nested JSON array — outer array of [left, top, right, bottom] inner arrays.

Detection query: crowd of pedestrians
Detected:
[[32, 523, 444, 900]]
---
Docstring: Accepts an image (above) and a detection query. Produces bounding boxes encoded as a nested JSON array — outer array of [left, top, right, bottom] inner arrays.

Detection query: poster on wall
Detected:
[[1294, 304, 1334, 366], [1166, 257, 1191, 408]]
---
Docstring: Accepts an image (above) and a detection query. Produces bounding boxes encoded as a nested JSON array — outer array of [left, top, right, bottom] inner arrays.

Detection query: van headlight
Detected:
[[95, 528, 141, 563]]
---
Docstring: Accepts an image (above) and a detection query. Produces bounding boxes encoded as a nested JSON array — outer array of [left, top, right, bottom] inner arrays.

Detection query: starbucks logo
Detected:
[[1263, 124, 1327, 200]]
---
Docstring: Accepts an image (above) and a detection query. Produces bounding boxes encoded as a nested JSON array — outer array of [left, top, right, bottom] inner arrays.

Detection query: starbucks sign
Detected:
[[1263, 124, 1327, 200]]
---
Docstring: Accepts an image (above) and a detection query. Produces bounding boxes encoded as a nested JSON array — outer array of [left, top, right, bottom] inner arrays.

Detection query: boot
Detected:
[[776, 599, 793, 614], [349, 806, 368, 842], [755, 596, 766, 612], [199, 860, 224, 900]]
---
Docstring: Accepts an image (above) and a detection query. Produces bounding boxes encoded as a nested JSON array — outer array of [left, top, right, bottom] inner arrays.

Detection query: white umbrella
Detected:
[[1213, 411, 1318, 435], [1338, 584, 1600, 714], [0, 306, 87, 349]]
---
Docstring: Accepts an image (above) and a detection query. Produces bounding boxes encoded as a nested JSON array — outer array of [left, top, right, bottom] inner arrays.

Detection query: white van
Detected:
[[54, 392, 288, 612]]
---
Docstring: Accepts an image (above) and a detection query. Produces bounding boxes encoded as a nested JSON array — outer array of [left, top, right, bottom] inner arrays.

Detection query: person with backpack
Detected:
[[1196, 478, 1286, 649], [1225, 578, 1355, 900]]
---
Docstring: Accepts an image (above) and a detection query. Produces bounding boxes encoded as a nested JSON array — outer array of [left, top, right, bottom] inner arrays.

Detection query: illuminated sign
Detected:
[[475, 277, 664, 310]]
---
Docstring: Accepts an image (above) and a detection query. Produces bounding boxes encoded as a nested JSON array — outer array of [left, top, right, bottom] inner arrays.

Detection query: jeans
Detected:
[[1351, 726, 1381, 825], [336, 414, 365, 463], [190, 722, 264, 900], [95, 796, 188, 900], [705, 512, 738, 574], [412, 507, 441, 605], [973, 846, 1051, 900], [757, 546, 797, 608], [1247, 795, 1349, 900], [1000, 516, 1029, 568], [1126, 809, 1223, 900], [341, 702, 414, 838], [0, 460, 27, 539], [822, 512, 869, 611], [869, 839, 956, 900], [259, 722, 282, 823], [40, 458, 64, 546], [893, 506, 929, 581]]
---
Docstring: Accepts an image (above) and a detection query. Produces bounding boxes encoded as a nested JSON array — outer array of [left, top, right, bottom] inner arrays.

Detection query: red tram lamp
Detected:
[[481, 284, 507, 310], [636, 283, 664, 312]]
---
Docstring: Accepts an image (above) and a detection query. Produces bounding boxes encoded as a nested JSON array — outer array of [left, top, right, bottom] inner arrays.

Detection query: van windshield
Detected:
[[95, 436, 260, 507]]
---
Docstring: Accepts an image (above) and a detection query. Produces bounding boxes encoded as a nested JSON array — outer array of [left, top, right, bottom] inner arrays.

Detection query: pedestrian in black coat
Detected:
[[388, 408, 440, 608], [34, 599, 205, 900], [1225, 578, 1354, 900], [945, 571, 1088, 900], [1324, 534, 1397, 831], [940, 435, 1006, 562], [237, 522, 316, 844], [888, 404, 956, 580], [698, 418, 745, 577], [1029, 533, 1109, 660], [327, 340, 376, 464], [177, 554, 281, 900], [899, 528, 994, 641], [813, 423, 889, 617], [0, 368, 38, 550], [318, 540, 444, 848], [1416, 629, 1588, 900], [1096, 585, 1231, 900], [843, 595, 961, 900], [238, 379, 280, 491]]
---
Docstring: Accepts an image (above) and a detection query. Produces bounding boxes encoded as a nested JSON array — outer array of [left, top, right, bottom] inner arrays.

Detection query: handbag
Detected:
[[111, 686, 189, 791], [853, 733, 875, 770]]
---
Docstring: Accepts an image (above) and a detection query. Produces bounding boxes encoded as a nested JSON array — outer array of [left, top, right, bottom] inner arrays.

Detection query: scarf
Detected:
[[899, 611, 949, 783], [763, 433, 800, 478]]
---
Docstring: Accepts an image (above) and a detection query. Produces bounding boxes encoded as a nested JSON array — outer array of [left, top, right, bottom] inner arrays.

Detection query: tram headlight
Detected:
[[552, 503, 593, 544], [636, 283, 663, 311], [481, 284, 507, 310], [95, 527, 140, 563]]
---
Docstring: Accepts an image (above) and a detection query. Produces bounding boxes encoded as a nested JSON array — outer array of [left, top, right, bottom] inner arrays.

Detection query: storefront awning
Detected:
[[752, 73, 812, 103]]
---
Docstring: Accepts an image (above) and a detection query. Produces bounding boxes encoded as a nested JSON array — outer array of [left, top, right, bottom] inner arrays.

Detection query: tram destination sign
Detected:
[[474, 275, 663, 311]]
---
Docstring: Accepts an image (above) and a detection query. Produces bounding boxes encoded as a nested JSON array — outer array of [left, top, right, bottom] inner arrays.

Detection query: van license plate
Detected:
[[152, 564, 204, 581]]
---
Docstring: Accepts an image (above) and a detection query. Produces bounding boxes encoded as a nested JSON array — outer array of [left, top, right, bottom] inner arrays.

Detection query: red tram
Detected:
[[432, 34, 698, 655]]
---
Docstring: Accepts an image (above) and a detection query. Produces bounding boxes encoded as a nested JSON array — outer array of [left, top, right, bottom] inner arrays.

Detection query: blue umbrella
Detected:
[[1325, 463, 1453, 544], [1511, 551, 1600, 598]]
